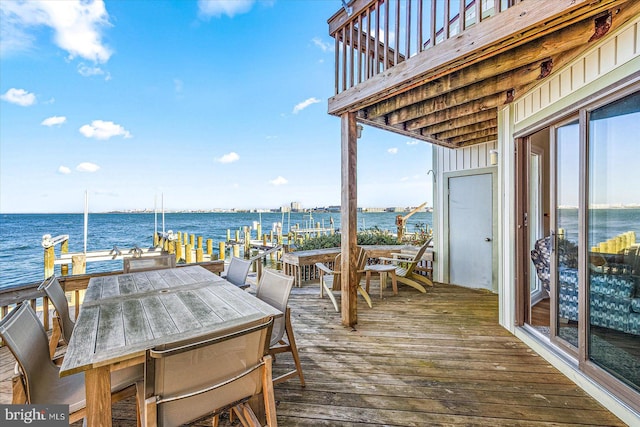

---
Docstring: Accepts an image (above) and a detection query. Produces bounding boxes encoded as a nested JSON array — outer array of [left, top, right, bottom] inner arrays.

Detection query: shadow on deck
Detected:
[[0, 279, 625, 426]]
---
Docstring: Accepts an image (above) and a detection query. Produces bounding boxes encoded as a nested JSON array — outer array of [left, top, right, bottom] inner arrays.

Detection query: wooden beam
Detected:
[[457, 134, 499, 147], [365, 60, 543, 119], [328, 0, 631, 115], [435, 119, 498, 140], [406, 93, 507, 131], [447, 127, 498, 146], [420, 110, 497, 136], [358, 116, 456, 148], [341, 112, 358, 327], [377, 60, 542, 124]]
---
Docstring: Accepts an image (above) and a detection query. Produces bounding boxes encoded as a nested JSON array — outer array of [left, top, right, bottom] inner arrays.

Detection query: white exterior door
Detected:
[[448, 173, 494, 290]]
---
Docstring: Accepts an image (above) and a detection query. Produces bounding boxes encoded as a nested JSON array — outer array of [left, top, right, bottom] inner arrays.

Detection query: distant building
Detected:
[[290, 202, 302, 212]]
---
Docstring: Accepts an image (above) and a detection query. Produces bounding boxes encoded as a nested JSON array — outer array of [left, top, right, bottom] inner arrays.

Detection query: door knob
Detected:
[[485, 237, 492, 242]]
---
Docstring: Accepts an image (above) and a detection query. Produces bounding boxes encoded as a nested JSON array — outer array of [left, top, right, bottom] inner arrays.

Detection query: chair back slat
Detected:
[[39, 276, 74, 343], [256, 270, 294, 346]]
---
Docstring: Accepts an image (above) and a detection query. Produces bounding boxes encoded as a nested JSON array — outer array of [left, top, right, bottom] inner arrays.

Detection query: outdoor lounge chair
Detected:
[[378, 239, 433, 293], [255, 269, 305, 386], [143, 317, 278, 427], [38, 275, 75, 358], [315, 246, 373, 311], [0, 303, 142, 424], [222, 256, 252, 290]]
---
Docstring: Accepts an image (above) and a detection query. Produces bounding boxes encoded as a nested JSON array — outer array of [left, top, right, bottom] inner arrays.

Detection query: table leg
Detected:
[[390, 270, 398, 295], [85, 365, 112, 427], [379, 272, 387, 298]]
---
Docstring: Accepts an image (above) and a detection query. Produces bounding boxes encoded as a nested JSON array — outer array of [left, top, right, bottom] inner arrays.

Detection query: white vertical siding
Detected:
[[437, 141, 497, 173]]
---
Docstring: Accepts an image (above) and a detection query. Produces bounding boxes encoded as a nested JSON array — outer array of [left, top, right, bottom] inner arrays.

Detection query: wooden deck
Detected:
[[1, 278, 625, 426]]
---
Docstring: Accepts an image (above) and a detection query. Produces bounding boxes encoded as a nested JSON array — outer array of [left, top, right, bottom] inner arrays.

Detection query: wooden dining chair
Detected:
[[123, 253, 176, 273], [0, 303, 142, 424], [255, 269, 305, 386], [143, 317, 277, 426], [222, 256, 252, 289], [38, 275, 75, 359], [315, 246, 373, 312]]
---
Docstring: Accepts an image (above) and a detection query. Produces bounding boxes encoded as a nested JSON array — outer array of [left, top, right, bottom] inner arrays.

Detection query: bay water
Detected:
[[0, 211, 433, 290]]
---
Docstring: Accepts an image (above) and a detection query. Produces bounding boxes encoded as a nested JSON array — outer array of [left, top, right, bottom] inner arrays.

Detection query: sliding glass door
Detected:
[[553, 120, 580, 350], [586, 91, 640, 392]]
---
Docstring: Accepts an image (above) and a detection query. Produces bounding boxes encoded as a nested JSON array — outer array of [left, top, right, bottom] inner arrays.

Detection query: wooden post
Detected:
[[44, 246, 55, 279], [72, 255, 86, 275], [185, 244, 193, 264], [244, 228, 250, 258], [153, 232, 159, 247], [256, 223, 262, 241], [197, 236, 203, 250], [168, 240, 175, 255], [235, 230, 240, 243], [219, 242, 226, 260], [227, 229, 231, 242], [233, 244, 240, 258], [60, 239, 69, 276], [262, 234, 267, 246], [176, 242, 183, 262], [190, 234, 195, 247], [341, 112, 358, 327], [206, 239, 213, 256], [196, 247, 203, 262]]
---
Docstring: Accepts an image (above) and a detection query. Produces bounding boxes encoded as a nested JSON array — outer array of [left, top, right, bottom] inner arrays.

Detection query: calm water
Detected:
[[558, 208, 640, 245], [0, 211, 433, 290]]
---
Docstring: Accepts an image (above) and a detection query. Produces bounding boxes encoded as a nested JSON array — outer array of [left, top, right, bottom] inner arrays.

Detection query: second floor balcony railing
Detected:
[[329, 0, 521, 95]]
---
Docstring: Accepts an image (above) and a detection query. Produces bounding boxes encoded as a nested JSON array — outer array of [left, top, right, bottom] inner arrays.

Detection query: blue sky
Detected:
[[0, 0, 433, 213]]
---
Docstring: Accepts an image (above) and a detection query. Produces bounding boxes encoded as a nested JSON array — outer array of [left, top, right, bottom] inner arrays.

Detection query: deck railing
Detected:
[[329, 0, 521, 95]]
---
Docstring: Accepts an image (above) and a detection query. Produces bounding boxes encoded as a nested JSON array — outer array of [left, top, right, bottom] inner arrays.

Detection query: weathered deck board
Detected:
[[0, 279, 625, 426]]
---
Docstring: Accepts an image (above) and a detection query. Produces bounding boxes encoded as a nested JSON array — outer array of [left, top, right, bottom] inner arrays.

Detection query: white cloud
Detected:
[[216, 152, 240, 164], [400, 176, 409, 181], [79, 120, 131, 140], [57, 165, 71, 174], [41, 116, 66, 126], [198, 0, 254, 18], [77, 63, 110, 80], [292, 97, 321, 114], [311, 37, 332, 52], [1, 88, 36, 106], [269, 176, 288, 186], [388, 147, 398, 154], [0, 0, 113, 63], [76, 162, 100, 172], [406, 140, 420, 145]]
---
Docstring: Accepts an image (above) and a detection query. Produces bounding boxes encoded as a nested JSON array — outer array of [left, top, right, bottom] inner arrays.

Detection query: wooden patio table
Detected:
[[59, 265, 281, 427]]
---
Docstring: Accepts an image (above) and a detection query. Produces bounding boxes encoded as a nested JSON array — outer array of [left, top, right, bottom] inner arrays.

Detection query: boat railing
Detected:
[[329, 0, 520, 95]]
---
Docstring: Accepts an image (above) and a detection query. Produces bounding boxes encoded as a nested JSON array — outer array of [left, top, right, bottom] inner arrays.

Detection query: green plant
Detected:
[[292, 227, 401, 251]]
